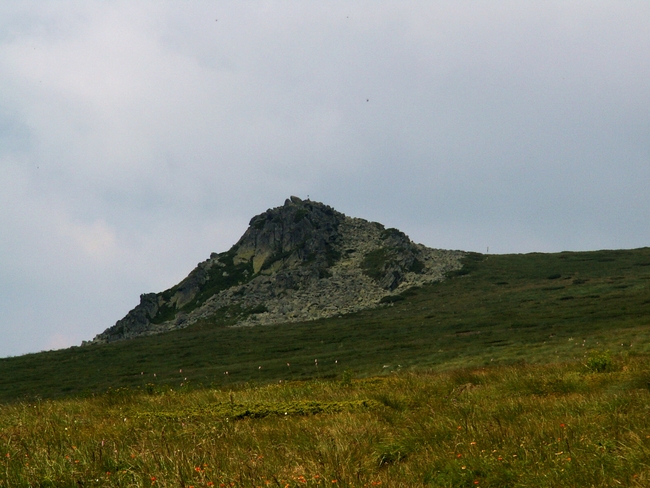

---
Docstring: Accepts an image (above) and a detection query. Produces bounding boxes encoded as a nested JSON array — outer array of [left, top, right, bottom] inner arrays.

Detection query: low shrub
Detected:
[[585, 351, 614, 373]]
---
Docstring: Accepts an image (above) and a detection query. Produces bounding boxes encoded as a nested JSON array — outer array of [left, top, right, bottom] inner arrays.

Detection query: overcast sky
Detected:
[[1, 1, 648, 358]]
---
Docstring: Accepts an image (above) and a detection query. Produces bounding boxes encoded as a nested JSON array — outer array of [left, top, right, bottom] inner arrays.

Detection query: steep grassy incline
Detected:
[[1, 248, 650, 403]]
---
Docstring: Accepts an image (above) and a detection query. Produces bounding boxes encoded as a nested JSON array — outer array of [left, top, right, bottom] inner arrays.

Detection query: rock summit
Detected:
[[88, 197, 465, 344]]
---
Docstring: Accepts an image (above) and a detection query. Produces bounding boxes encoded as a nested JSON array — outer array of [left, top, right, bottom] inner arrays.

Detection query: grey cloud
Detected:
[[0, 1, 648, 357]]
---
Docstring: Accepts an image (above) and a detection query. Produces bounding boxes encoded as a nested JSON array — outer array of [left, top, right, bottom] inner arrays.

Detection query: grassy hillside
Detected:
[[2, 247, 650, 486], [1, 356, 650, 486], [1, 247, 650, 402]]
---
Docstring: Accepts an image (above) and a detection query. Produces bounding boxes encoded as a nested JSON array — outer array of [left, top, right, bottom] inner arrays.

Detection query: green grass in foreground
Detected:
[[1, 248, 650, 486], [1, 355, 650, 487], [2, 248, 650, 402]]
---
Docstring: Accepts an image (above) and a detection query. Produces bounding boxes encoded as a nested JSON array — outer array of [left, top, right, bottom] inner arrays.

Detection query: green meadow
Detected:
[[1, 248, 650, 486]]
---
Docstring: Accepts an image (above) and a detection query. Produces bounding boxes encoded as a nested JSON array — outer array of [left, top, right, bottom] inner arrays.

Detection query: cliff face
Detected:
[[234, 195, 342, 274], [87, 197, 465, 344]]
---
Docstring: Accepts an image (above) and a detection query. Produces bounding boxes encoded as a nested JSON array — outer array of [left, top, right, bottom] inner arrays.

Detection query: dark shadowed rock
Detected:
[[234, 197, 342, 274], [98, 293, 159, 343]]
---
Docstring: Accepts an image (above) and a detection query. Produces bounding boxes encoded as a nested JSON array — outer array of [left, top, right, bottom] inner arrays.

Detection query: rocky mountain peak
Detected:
[[233, 196, 343, 274], [86, 198, 465, 344]]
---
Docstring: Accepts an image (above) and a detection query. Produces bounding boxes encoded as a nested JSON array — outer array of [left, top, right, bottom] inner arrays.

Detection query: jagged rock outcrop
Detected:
[[86, 197, 465, 344]]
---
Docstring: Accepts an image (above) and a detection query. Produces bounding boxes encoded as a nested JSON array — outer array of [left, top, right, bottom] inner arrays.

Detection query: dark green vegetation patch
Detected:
[[139, 399, 381, 420], [151, 246, 255, 325], [361, 248, 392, 280]]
